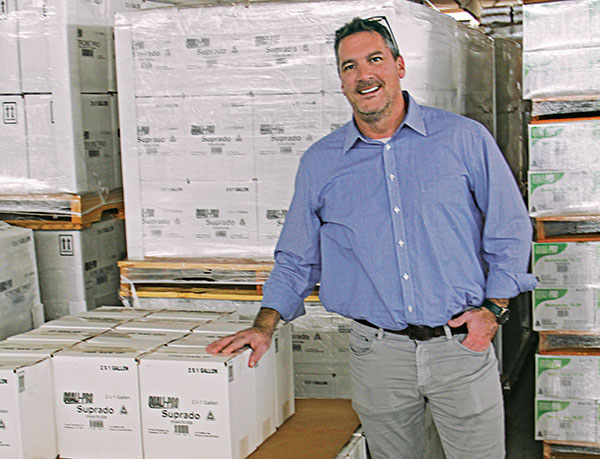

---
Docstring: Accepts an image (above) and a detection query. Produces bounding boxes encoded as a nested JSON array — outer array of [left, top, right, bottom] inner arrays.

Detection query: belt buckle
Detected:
[[407, 325, 431, 341]]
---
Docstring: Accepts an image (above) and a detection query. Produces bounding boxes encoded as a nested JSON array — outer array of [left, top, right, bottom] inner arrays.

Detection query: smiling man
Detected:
[[207, 16, 536, 459]]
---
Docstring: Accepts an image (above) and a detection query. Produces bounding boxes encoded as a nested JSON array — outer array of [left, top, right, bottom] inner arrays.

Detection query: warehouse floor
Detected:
[[505, 348, 543, 458]]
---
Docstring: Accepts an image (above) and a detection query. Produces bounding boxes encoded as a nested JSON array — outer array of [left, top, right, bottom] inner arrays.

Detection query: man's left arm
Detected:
[[448, 124, 537, 351]]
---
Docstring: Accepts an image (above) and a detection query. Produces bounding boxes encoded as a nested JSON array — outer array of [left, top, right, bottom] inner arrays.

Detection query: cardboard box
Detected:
[[533, 287, 599, 331], [536, 354, 600, 400], [52, 344, 148, 459], [256, 181, 293, 259], [0, 96, 28, 182], [41, 316, 126, 332], [138, 347, 257, 459], [135, 95, 254, 182], [24, 93, 121, 193], [528, 170, 600, 217], [0, 0, 21, 94], [6, 328, 97, 344], [138, 180, 258, 258], [0, 341, 65, 358], [114, 318, 202, 334], [34, 219, 126, 320], [146, 309, 230, 322], [532, 242, 600, 287], [535, 398, 599, 442], [0, 357, 57, 459], [75, 306, 154, 320], [0, 224, 42, 341], [523, 0, 600, 99], [529, 120, 600, 171]]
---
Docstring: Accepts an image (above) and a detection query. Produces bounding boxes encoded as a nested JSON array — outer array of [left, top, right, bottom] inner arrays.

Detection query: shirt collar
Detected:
[[341, 90, 428, 155]]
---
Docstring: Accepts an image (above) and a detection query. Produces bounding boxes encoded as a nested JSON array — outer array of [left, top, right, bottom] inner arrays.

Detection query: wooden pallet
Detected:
[[544, 441, 600, 458], [0, 188, 124, 230], [538, 331, 600, 355], [530, 96, 600, 119], [534, 215, 600, 242]]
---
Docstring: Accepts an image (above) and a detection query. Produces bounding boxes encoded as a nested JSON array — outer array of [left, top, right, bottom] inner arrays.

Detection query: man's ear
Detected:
[[396, 55, 406, 79]]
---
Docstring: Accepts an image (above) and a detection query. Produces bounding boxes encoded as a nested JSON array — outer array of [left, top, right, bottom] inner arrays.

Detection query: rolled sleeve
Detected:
[[485, 269, 538, 299]]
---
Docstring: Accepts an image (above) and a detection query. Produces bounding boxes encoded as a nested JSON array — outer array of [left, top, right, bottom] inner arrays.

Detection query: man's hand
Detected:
[[205, 308, 281, 368], [447, 307, 499, 352]]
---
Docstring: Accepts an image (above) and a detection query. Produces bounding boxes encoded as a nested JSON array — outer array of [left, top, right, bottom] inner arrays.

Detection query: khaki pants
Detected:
[[349, 321, 505, 459]]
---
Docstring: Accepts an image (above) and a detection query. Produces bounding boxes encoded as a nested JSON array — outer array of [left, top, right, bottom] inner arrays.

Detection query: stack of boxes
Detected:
[[114, 0, 495, 260], [0, 1, 165, 322], [0, 306, 294, 459], [0, 222, 43, 340], [524, 0, 600, 451]]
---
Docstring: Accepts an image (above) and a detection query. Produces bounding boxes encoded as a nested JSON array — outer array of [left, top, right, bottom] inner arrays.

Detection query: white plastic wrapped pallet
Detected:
[[0, 222, 43, 340], [115, 0, 495, 260]]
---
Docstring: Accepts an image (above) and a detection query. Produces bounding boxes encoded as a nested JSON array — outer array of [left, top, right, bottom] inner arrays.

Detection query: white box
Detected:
[[533, 287, 600, 331], [294, 373, 335, 398], [146, 310, 230, 322], [529, 120, 600, 171], [19, 0, 110, 94], [0, 341, 64, 358], [84, 330, 183, 348], [532, 242, 600, 287], [41, 316, 126, 332], [52, 344, 147, 459], [138, 347, 257, 459], [253, 93, 322, 183], [0, 1, 21, 94], [76, 306, 153, 320], [528, 171, 600, 216], [7, 328, 97, 344], [535, 398, 599, 442], [536, 354, 600, 400], [0, 96, 28, 182], [115, 318, 201, 334], [256, 181, 293, 259], [0, 223, 42, 341], [136, 95, 255, 182], [137, 180, 258, 258], [34, 219, 126, 320], [272, 322, 294, 426], [0, 357, 57, 459], [24, 93, 121, 194]]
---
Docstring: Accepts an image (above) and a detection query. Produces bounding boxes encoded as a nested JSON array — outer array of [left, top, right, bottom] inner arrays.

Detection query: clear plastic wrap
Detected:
[[0, 222, 43, 340], [533, 287, 600, 331], [536, 354, 600, 400], [523, 0, 600, 99], [115, 0, 496, 260], [535, 398, 599, 442]]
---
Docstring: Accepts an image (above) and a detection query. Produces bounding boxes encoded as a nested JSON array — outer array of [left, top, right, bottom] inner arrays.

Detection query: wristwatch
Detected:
[[479, 299, 511, 325]]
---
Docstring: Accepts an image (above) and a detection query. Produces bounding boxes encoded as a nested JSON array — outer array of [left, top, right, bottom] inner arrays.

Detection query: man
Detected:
[[207, 16, 536, 458]]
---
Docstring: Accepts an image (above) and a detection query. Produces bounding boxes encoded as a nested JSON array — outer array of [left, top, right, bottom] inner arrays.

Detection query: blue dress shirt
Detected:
[[261, 91, 537, 330]]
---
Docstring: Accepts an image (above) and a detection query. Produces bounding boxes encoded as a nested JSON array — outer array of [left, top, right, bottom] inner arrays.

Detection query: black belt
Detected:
[[355, 319, 468, 341]]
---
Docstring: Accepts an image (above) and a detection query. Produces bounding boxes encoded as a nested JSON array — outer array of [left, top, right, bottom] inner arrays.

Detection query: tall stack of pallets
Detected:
[[523, 0, 600, 456]]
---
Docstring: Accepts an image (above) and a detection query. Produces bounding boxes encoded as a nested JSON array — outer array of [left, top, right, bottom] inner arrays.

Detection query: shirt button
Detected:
[[403, 273, 409, 280], [389, 174, 396, 181], [393, 206, 400, 213], [385, 144, 391, 151], [398, 240, 405, 247], [408, 305, 413, 312]]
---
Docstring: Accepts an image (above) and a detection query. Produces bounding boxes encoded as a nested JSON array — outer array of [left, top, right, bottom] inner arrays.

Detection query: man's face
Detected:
[[338, 31, 405, 124]]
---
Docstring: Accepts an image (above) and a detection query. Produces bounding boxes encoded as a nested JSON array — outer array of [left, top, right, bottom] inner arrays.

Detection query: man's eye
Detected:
[[342, 64, 355, 72], [371, 56, 382, 62]]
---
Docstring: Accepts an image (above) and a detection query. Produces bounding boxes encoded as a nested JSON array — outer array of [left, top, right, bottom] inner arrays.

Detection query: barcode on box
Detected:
[[88, 150, 100, 158], [215, 230, 227, 238], [292, 344, 301, 352], [151, 229, 162, 236], [96, 275, 108, 285], [90, 420, 104, 429], [560, 379, 572, 387], [82, 49, 94, 57], [280, 147, 292, 154], [553, 193, 566, 203], [211, 147, 223, 154], [557, 310, 569, 317], [557, 265, 568, 273], [141, 62, 152, 69], [559, 421, 571, 430], [174, 425, 189, 434]]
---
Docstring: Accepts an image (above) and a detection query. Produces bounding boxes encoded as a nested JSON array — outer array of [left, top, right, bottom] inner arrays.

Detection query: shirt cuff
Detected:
[[261, 279, 307, 322], [486, 270, 538, 299]]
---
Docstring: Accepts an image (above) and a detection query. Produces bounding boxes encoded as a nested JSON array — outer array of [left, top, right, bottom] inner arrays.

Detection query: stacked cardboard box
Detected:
[[0, 305, 295, 459], [0, 222, 43, 340], [114, 0, 494, 260], [523, 0, 600, 100]]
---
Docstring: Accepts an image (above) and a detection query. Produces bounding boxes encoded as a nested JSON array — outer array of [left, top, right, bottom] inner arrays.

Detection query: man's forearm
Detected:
[[252, 307, 281, 337], [488, 298, 509, 308]]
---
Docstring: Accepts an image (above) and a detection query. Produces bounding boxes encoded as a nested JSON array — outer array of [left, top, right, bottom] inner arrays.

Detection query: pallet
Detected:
[[538, 331, 600, 355], [534, 215, 600, 242], [531, 96, 600, 119], [544, 441, 600, 458], [0, 188, 124, 230]]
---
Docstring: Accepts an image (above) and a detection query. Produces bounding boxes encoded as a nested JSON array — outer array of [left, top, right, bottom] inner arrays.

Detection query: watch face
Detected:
[[497, 308, 510, 325]]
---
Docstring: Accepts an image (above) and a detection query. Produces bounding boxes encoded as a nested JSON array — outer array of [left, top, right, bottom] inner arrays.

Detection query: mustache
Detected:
[[355, 79, 383, 92]]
